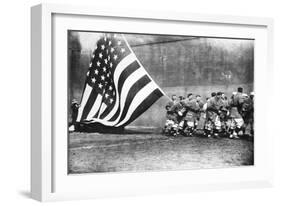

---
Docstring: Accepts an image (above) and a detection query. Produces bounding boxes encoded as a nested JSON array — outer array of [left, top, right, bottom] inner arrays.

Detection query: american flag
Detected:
[[76, 33, 165, 127]]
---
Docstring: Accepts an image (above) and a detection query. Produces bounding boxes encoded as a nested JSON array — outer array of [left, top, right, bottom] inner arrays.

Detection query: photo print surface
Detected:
[[68, 31, 254, 174]]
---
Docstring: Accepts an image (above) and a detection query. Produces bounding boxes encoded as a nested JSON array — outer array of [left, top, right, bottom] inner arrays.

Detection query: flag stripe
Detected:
[[85, 94, 102, 120], [108, 105, 121, 121], [76, 84, 93, 122], [99, 60, 139, 119], [93, 99, 103, 118], [116, 82, 160, 127], [123, 88, 163, 127], [117, 75, 151, 124], [117, 60, 140, 94], [98, 103, 107, 118], [80, 90, 99, 121], [109, 69, 146, 121], [113, 53, 135, 82], [99, 102, 114, 119]]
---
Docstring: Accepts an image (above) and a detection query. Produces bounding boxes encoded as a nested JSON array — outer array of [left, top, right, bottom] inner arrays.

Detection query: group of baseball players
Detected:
[[163, 87, 254, 139]]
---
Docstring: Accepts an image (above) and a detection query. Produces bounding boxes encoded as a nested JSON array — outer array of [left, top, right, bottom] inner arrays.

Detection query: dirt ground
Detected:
[[68, 128, 254, 174]]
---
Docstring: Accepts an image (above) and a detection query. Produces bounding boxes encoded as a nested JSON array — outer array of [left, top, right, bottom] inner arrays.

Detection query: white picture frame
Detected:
[[31, 3, 274, 202]]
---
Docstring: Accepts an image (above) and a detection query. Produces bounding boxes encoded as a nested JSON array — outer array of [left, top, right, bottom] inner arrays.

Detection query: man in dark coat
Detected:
[[69, 99, 80, 132]]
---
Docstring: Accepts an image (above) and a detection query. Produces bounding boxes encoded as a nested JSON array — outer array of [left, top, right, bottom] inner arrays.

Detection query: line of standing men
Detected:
[[163, 87, 254, 139]]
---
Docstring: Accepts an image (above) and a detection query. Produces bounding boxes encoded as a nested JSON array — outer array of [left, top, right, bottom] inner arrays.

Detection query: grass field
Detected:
[[68, 128, 254, 174]]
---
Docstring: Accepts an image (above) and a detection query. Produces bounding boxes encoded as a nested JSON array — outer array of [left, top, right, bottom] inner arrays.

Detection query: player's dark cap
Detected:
[[211, 92, 216, 97], [217, 92, 222, 96], [187, 93, 193, 98]]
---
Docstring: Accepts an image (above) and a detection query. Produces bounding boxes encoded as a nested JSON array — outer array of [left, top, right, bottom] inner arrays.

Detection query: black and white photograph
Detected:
[[68, 31, 254, 174]]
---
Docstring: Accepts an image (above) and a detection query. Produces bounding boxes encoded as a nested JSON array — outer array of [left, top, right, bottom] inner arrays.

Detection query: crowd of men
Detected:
[[163, 87, 254, 139]]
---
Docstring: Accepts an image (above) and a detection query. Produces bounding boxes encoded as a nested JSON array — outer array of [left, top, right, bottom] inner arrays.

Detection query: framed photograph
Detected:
[[31, 3, 274, 201]]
